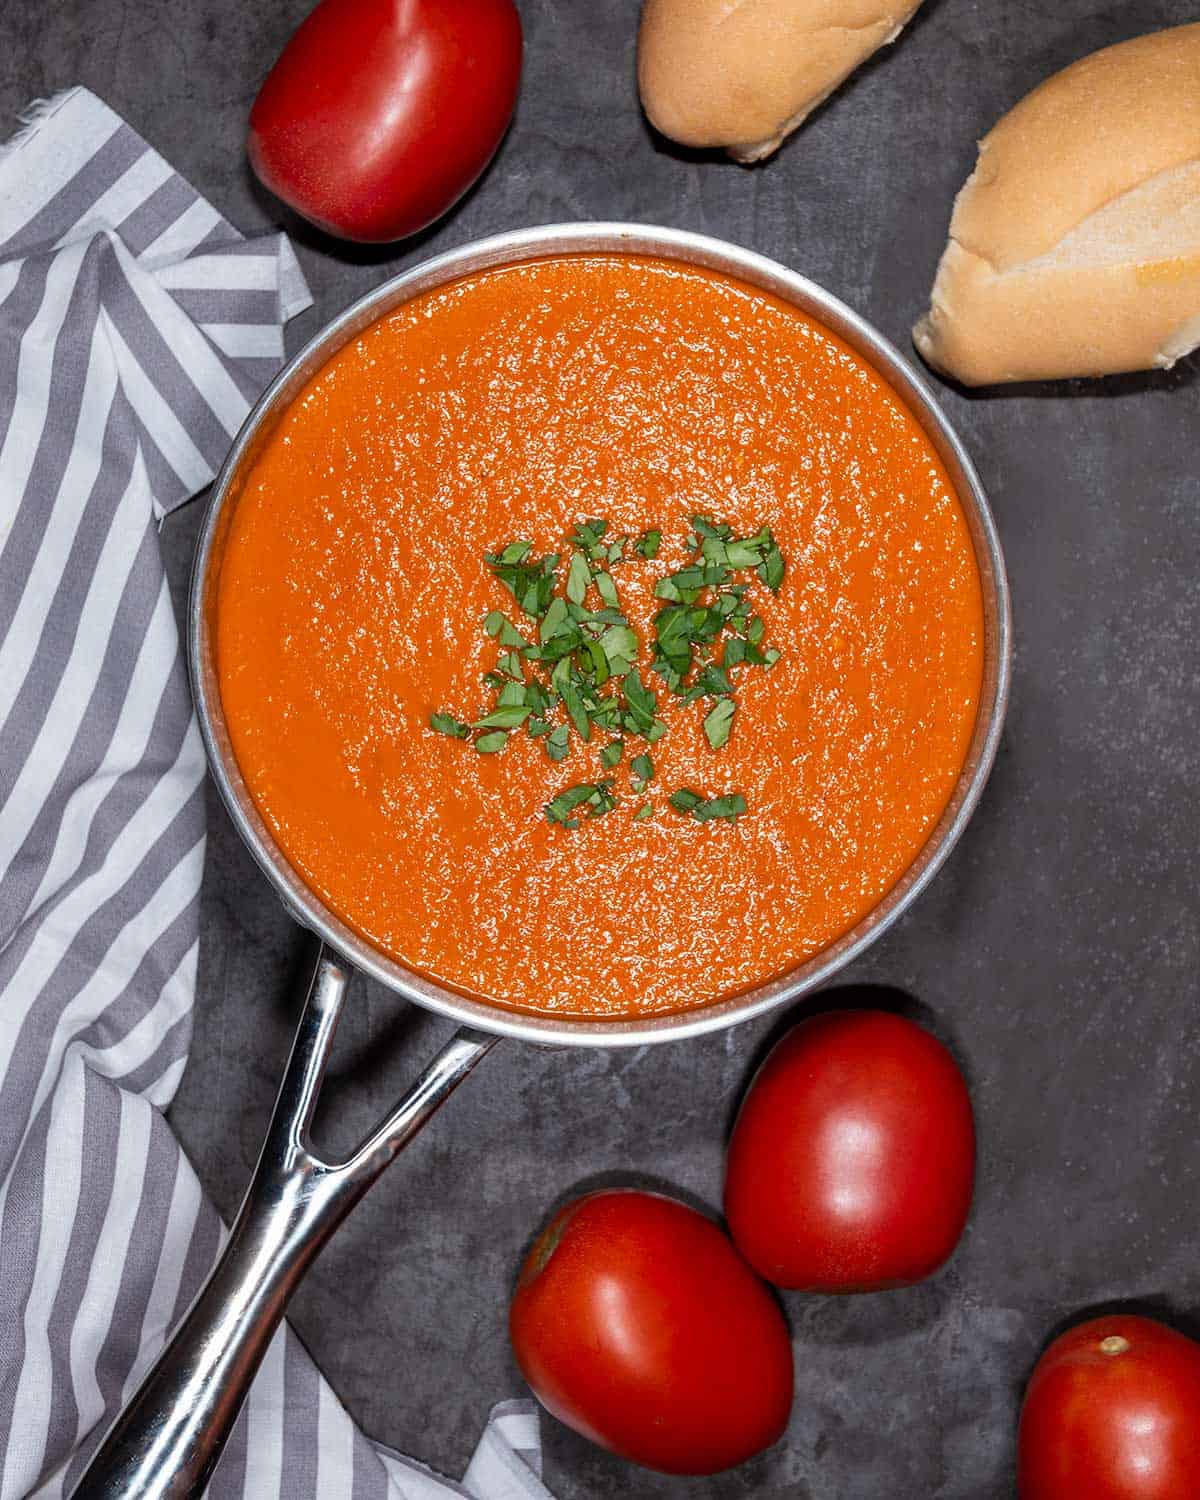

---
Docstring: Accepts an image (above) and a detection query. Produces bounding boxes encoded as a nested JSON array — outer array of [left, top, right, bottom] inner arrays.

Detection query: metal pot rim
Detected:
[[188, 221, 1011, 1048]]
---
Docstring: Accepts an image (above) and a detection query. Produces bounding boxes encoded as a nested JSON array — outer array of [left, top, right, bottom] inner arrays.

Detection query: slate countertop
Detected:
[[3, 1, 1198, 1495]]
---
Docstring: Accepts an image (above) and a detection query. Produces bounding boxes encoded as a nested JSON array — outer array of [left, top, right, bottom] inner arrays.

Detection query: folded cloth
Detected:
[[0, 88, 554, 1500]]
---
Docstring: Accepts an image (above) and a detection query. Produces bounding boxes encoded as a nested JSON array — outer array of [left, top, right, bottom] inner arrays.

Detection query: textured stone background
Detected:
[[3, 1, 1198, 1495]]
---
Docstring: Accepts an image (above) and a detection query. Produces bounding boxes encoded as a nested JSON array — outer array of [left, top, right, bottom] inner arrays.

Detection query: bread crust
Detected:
[[914, 23, 1200, 385], [638, 0, 924, 162]]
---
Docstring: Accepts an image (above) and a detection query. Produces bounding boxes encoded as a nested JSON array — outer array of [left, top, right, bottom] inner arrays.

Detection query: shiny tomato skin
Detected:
[[509, 1189, 793, 1474], [1018, 1315, 1200, 1499], [724, 1011, 975, 1292], [247, 0, 522, 243]]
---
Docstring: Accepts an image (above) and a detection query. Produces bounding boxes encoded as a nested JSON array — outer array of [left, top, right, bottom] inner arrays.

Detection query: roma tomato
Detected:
[[247, 0, 522, 243], [724, 1010, 974, 1291], [1018, 1315, 1200, 1499], [509, 1189, 793, 1474]]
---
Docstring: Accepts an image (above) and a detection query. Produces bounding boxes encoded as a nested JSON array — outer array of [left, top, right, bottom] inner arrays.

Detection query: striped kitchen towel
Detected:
[[0, 88, 554, 1500]]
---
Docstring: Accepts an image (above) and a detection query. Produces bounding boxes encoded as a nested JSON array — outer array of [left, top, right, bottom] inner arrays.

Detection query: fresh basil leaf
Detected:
[[474, 705, 531, 729], [566, 551, 590, 606], [726, 538, 766, 567], [724, 637, 765, 669], [588, 696, 621, 729], [695, 665, 733, 697], [539, 597, 570, 643], [430, 713, 468, 738], [622, 671, 658, 735], [545, 779, 617, 828], [600, 740, 623, 769], [546, 725, 569, 762], [585, 636, 611, 686], [474, 731, 508, 753], [569, 519, 609, 558], [599, 623, 638, 676], [493, 541, 532, 566], [561, 678, 591, 741], [756, 529, 785, 592], [703, 697, 735, 750], [630, 753, 653, 783], [594, 570, 620, 609], [693, 793, 747, 822], [538, 626, 585, 662], [635, 529, 661, 559], [499, 619, 529, 649], [669, 789, 747, 821], [632, 802, 654, 821]]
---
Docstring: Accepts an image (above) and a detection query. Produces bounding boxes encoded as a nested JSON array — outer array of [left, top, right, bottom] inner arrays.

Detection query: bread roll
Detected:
[[914, 23, 1200, 386], [638, 0, 926, 163]]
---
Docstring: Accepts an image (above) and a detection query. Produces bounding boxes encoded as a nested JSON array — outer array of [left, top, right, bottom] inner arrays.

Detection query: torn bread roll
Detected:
[[637, 0, 926, 163], [914, 23, 1200, 386]]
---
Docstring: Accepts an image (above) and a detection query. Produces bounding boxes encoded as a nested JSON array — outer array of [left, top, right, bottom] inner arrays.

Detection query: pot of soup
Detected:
[[73, 224, 1010, 1499]]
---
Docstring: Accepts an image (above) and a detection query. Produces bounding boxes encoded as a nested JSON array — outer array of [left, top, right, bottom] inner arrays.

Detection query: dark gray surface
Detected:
[[4, 1, 1199, 1495]]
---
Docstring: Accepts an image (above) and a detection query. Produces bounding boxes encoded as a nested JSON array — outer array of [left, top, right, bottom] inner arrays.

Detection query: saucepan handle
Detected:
[[69, 944, 497, 1500]]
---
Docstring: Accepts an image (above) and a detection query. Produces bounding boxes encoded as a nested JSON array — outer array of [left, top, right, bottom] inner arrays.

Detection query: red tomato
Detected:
[[509, 1189, 793, 1474], [724, 1010, 974, 1291], [247, 0, 522, 243], [1018, 1315, 1200, 1499]]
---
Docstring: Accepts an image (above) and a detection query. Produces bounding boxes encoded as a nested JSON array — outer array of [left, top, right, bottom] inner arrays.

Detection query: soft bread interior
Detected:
[[1032, 160, 1200, 272]]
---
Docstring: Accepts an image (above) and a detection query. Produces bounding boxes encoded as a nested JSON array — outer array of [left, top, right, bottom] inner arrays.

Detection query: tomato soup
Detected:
[[216, 254, 983, 1019]]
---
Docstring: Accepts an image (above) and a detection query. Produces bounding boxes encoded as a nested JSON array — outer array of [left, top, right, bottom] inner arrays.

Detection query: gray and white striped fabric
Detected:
[[0, 88, 553, 1500]]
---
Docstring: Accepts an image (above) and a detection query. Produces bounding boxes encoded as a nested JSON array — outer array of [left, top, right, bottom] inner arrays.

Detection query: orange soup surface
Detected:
[[216, 254, 984, 1019]]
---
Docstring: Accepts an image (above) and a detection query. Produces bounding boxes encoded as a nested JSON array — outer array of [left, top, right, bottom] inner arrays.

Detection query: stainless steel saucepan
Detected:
[[71, 224, 1010, 1499]]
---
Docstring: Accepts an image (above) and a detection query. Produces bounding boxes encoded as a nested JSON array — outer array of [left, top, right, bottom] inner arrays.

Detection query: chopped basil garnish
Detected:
[[566, 551, 591, 605], [473, 705, 530, 730], [499, 619, 529, 649], [599, 624, 638, 677], [434, 517, 784, 822], [703, 698, 735, 750], [594, 570, 618, 608], [569, 519, 609, 560], [669, 789, 747, 823], [545, 780, 617, 829]]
